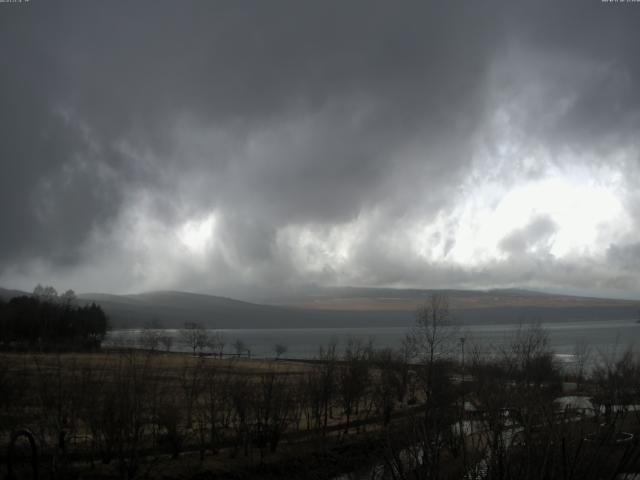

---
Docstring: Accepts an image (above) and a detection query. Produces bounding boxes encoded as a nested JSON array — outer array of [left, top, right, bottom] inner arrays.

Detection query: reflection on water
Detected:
[[105, 318, 640, 361]]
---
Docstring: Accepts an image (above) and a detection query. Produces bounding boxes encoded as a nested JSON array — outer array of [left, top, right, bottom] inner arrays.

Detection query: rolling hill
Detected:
[[2, 287, 640, 329], [268, 286, 640, 311]]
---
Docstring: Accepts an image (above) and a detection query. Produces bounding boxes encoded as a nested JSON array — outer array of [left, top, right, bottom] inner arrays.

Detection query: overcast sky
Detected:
[[2, 1, 640, 299]]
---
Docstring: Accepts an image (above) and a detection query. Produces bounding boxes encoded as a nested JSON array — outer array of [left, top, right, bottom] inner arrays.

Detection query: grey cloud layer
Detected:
[[1, 1, 640, 296]]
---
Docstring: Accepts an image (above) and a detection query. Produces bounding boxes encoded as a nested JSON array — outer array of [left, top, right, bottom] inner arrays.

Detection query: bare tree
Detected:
[[209, 332, 226, 358], [201, 364, 228, 455], [31, 353, 82, 473], [400, 293, 459, 479], [592, 346, 638, 424], [409, 293, 458, 366], [498, 323, 561, 477], [159, 334, 173, 353], [33, 284, 58, 303], [316, 342, 338, 435], [140, 321, 161, 352], [181, 322, 209, 355], [229, 376, 252, 457], [96, 350, 156, 477], [59, 289, 77, 308], [251, 372, 292, 458], [178, 357, 206, 451], [338, 337, 371, 433], [573, 338, 592, 389], [372, 348, 406, 426], [408, 293, 459, 408], [233, 339, 247, 357]]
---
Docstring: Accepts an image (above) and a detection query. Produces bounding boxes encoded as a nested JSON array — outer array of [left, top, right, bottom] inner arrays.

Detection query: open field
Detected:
[[0, 347, 415, 479], [6, 319, 640, 479]]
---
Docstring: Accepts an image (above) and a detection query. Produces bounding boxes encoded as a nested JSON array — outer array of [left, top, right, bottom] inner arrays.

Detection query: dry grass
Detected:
[[287, 292, 640, 312], [0, 350, 313, 375]]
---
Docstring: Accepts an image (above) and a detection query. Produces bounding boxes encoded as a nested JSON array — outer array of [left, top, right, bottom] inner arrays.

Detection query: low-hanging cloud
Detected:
[[1, 1, 640, 299]]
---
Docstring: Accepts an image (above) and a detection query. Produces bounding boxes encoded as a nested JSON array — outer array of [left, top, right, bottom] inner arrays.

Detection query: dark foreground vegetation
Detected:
[[3, 294, 640, 479], [0, 286, 108, 351]]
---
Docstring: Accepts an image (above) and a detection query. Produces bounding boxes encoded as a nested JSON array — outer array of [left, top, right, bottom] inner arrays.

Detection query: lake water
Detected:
[[105, 318, 640, 364]]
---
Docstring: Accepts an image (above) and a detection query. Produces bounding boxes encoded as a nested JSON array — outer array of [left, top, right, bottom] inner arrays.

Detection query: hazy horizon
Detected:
[[4, 284, 640, 306]]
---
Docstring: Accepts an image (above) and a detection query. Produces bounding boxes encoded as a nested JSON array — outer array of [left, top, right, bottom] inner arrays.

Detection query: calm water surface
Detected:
[[105, 318, 640, 361]]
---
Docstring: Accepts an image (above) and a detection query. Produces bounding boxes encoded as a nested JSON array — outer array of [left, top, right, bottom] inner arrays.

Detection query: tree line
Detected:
[[0, 285, 108, 350], [139, 321, 288, 359]]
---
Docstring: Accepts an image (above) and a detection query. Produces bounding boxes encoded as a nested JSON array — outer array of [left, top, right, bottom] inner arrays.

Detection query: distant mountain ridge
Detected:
[[268, 286, 640, 311], [0, 287, 29, 301], [2, 286, 640, 329]]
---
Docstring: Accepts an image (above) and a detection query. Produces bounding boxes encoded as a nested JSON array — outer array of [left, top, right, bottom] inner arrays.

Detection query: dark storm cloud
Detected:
[[1, 1, 640, 295], [1, 1, 498, 258], [502, 2, 640, 152]]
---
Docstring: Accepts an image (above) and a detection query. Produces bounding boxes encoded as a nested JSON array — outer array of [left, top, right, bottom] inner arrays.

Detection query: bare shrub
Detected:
[[181, 322, 209, 355]]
